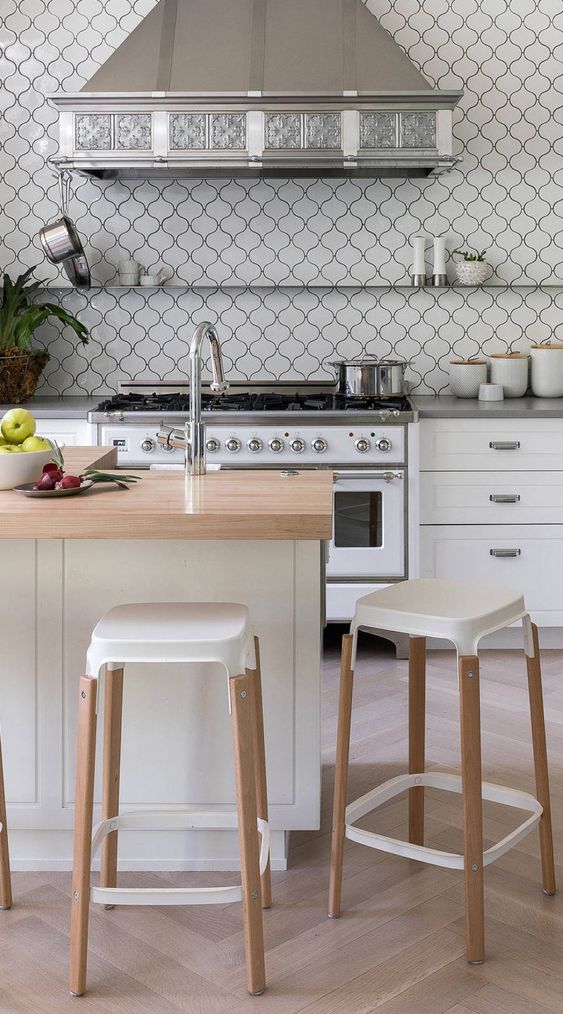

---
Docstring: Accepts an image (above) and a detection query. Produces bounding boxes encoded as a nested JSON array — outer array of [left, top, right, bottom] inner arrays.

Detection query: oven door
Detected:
[[327, 469, 405, 580]]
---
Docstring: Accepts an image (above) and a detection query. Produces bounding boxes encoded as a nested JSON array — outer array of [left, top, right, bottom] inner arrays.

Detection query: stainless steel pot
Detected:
[[38, 171, 91, 288], [330, 358, 409, 397]]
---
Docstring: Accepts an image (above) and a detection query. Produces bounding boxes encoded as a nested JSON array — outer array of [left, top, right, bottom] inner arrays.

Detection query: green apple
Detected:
[[0, 444, 22, 453], [0, 436, 7, 446], [1, 408, 36, 444], [21, 435, 51, 452]]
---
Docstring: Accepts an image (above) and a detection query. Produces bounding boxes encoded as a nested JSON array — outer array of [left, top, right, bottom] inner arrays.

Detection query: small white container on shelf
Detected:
[[489, 353, 529, 398], [449, 359, 488, 398], [478, 383, 504, 401], [530, 343, 563, 398]]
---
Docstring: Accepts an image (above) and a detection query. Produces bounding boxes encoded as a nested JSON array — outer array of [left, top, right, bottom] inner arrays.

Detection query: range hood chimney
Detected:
[[49, 0, 462, 180]]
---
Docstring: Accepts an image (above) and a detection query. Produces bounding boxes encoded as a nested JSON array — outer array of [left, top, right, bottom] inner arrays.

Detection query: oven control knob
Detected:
[[290, 437, 306, 453], [355, 438, 371, 453], [206, 438, 220, 453], [226, 437, 241, 453], [141, 438, 156, 453], [376, 437, 392, 453], [269, 437, 284, 453], [312, 437, 327, 454], [247, 437, 263, 452]]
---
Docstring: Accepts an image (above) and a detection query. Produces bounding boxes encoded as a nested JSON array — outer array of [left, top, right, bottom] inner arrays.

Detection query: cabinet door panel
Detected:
[[421, 471, 563, 524], [420, 418, 563, 471], [420, 524, 563, 621]]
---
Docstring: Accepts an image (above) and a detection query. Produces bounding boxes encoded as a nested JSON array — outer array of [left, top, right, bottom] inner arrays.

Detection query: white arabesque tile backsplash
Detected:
[[1, 0, 562, 394]]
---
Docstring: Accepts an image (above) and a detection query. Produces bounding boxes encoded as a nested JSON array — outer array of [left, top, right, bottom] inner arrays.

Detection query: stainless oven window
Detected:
[[334, 490, 383, 548]]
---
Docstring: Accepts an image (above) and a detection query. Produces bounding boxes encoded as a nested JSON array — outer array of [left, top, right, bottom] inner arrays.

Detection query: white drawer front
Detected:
[[420, 418, 563, 471], [421, 471, 563, 524], [420, 524, 563, 620]]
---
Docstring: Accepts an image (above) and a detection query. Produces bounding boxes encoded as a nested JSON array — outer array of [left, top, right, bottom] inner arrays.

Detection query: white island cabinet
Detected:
[[420, 417, 563, 632], [0, 449, 332, 872]]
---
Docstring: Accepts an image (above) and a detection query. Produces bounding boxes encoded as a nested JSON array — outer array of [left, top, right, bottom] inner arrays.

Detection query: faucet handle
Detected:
[[209, 380, 229, 394]]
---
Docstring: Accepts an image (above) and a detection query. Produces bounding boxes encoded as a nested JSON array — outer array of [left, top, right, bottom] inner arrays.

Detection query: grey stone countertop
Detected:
[[0, 397, 98, 418], [412, 395, 563, 418]]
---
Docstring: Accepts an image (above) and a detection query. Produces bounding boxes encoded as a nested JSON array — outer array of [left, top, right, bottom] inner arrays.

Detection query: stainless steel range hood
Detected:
[[49, 0, 462, 180]]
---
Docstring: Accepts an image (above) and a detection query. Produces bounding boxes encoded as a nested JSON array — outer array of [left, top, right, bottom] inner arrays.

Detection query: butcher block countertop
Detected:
[[0, 447, 333, 540]]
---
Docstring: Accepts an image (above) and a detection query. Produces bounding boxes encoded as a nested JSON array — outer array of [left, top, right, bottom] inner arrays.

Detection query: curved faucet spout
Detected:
[[188, 322, 229, 476]]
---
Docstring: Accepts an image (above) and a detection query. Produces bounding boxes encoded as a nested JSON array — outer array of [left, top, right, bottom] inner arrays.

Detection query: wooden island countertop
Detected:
[[0, 447, 333, 540]]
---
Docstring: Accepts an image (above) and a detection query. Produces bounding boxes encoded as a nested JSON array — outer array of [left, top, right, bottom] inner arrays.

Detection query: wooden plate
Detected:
[[13, 479, 94, 498]]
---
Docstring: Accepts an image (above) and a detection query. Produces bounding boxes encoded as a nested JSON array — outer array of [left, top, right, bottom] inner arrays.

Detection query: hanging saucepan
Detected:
[[330, 357, 410, 398], [38, 170, 91, 288]]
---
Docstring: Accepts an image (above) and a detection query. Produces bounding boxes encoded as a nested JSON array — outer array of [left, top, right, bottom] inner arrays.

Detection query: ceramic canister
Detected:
[[489, 353, 529, 398], [530, 343, 563, 398], [449, 359, 488, 398]]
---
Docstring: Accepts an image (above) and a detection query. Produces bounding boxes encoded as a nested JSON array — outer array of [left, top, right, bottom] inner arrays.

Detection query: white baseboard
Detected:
[[6, 828, 289, 872]]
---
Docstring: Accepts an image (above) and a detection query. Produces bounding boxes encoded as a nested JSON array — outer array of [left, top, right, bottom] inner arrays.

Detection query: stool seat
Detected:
[[87, 602, 251, 677], [353, 578, 526, 655]]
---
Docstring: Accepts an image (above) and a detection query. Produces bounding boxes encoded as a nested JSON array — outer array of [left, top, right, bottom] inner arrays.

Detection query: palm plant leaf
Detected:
[[0, 267, 89, 354]]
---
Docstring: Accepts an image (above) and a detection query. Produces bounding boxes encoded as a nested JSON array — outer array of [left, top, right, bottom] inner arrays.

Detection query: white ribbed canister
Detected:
[[489, 354, 529, 398], [530, 343, 563, 398]]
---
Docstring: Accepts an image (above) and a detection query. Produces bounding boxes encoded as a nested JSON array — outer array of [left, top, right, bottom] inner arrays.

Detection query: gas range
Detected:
[[89, 381, 416, 468]]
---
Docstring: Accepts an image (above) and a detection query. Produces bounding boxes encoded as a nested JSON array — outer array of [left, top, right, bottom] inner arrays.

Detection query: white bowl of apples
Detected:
[[0, 408, 53, 489]]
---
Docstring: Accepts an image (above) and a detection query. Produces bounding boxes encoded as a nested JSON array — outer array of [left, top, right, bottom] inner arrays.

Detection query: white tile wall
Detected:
[[1, 0, 562, 393]]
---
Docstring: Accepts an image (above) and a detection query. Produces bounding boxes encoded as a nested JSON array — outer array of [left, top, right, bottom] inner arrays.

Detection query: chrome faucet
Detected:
[[157, 322, 228, 475]]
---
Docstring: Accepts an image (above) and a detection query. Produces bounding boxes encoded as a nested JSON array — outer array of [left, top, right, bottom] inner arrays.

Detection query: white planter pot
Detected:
[[455, 261, 489, 286], [489, 354, 529, 398], [530, 344, 563, 398], [449, 360, 488, 398]]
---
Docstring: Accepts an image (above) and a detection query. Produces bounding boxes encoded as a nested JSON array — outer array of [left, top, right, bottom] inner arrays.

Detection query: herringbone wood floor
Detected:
[[1, 630, 562, 1013]]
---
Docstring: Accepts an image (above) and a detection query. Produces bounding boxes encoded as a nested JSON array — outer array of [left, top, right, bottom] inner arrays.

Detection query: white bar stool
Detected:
[[70, 602, 271, 998], [328, 578, 556, 964], [0, 732, 12, 911]]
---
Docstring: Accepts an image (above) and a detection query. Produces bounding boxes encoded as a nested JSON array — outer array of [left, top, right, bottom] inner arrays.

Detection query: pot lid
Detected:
[[330, 358, 407, 367]]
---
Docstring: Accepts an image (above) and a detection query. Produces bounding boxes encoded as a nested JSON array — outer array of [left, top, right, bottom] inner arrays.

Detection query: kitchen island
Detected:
[[0, 448, 332, 871]]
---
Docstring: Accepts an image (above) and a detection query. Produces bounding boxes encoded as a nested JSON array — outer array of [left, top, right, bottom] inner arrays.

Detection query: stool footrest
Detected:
[[345, 772, 542, 871], [91, 884, 244, 906], [90, 810, 270, 906]]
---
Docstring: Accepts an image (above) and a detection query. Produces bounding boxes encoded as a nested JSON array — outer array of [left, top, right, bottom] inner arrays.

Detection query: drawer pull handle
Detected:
[[489, 494, 521, 503], [490, 548, 521, 558], [489, 441, 520, 450]]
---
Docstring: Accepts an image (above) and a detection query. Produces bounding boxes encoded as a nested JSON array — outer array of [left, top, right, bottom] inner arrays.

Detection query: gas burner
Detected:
[[95, 390, 413, 415]]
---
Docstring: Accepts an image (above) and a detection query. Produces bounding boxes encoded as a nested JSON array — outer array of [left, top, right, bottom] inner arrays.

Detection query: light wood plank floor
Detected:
[[2, 630, 563, 1013]]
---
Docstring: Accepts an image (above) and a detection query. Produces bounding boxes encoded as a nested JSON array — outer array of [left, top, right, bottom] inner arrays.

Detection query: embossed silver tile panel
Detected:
[[305, 114, 341, 149], [359, 112, 397, 149], [265, 113, 302, 149], [169, 113, 207, 150], [210, 114, 246, 150], [75, 115, 112, 151], [115, 113, 152, 150], [400, 112, 436, 149], [0, 0, 562, 396]]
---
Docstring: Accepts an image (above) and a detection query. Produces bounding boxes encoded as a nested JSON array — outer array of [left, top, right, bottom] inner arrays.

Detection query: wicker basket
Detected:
[[0, 350, 49, 404]]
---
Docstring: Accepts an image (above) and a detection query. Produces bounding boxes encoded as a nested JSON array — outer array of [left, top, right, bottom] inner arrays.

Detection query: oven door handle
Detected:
[[333, 470, 404, 482]]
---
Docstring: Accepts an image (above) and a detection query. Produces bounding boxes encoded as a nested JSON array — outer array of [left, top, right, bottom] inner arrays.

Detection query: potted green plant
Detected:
[[453, 248, 489, 286], [0, 267, 89, 403]]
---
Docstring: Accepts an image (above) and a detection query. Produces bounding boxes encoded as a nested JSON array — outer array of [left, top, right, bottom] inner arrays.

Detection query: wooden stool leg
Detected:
[[328, 633, 354, 919], [69, 675, 98, 997], [408, 636, 426, 847], [230, 672, 266, 996], [100, 666, 124, 903], [0, 731, 12, 911], [525, 621, 556, 896], [458, 655, 485, 964], [248, 637, 271, 909]]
